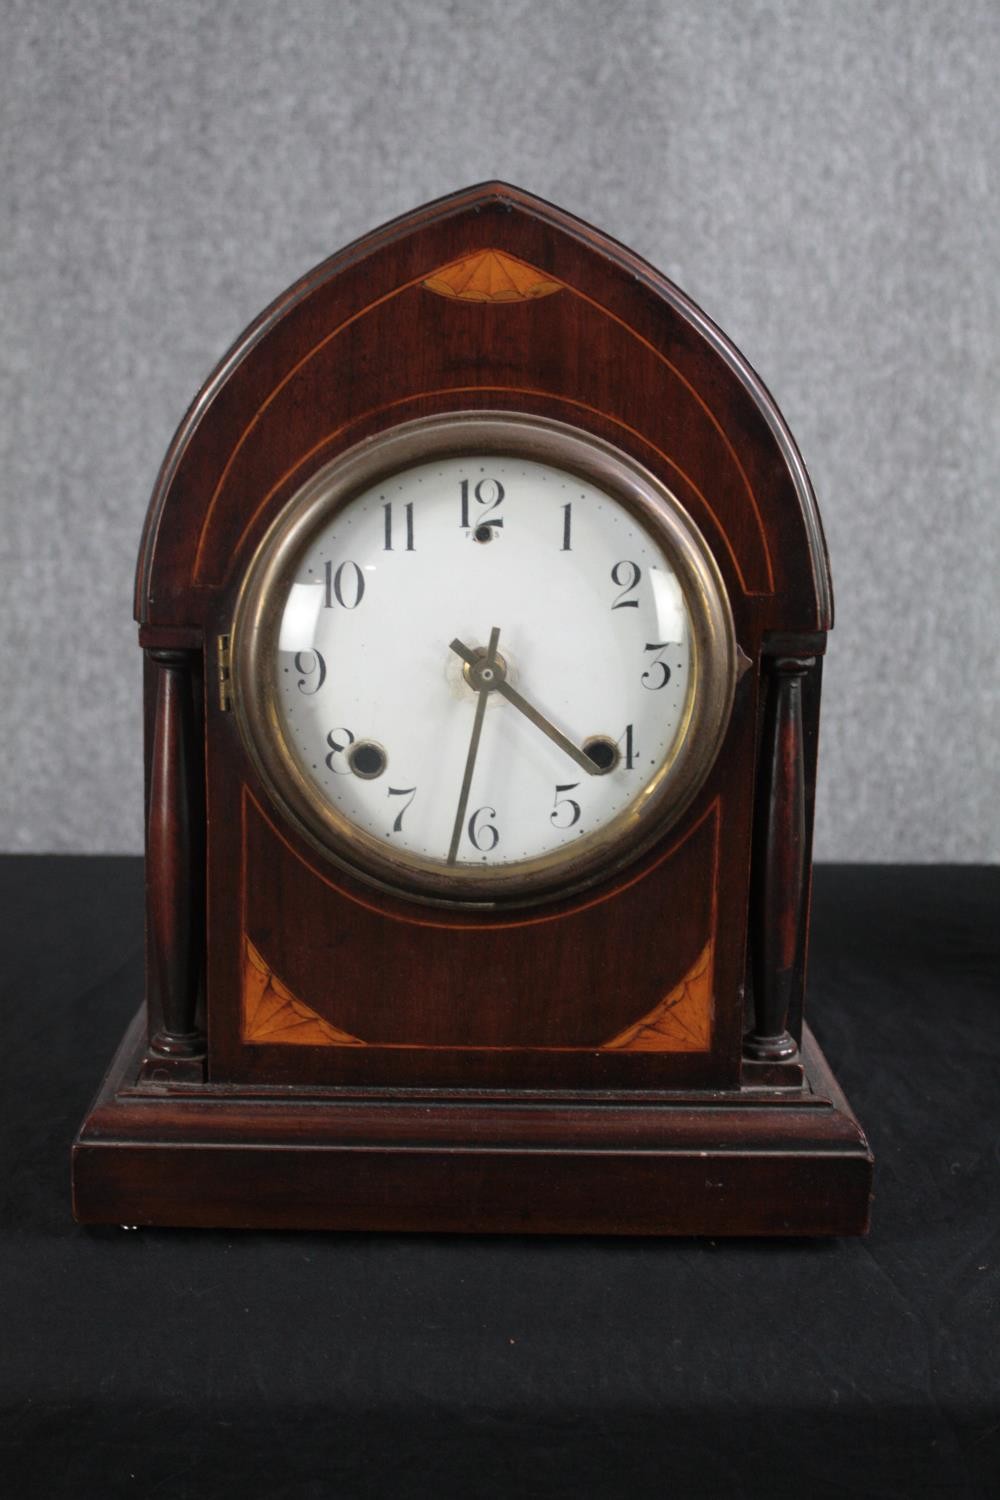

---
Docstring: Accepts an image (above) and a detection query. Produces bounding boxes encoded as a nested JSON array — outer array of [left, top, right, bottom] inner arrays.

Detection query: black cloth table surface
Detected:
[[2, 857, 998, 1499]]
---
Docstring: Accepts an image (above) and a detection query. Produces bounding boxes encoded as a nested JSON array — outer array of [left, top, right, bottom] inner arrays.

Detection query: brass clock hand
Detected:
[[449, 637, 601, 776], [447, 625, 501, 864]]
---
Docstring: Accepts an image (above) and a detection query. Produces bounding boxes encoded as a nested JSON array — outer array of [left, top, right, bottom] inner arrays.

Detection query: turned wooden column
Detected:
[[145, 647, 205, 1066], [744, 655, 814, 1063]]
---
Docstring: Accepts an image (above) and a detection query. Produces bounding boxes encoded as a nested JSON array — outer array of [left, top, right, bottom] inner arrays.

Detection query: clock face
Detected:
[[233, 414, 735, 906]]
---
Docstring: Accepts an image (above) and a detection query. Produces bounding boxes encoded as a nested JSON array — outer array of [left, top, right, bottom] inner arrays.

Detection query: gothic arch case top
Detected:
[[135, 182, 831, 636]]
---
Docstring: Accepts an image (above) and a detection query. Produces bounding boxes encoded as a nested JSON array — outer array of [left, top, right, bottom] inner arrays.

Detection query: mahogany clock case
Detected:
[[72, 183, 873, 1236]]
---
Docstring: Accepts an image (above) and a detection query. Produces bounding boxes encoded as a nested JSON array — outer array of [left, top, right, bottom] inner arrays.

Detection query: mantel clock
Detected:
[[73, 184, 873, 1235]]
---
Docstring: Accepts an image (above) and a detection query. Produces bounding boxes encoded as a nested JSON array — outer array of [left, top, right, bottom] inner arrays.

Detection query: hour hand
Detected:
[[448, 638, 601, 776]]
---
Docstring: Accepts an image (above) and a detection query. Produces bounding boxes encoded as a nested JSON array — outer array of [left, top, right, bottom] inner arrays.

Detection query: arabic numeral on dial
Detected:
[[561, 502, 572, 551], [294, 650, 326, 694], [610, 560, 641, 608], [641, 642, 672, 690], [460, 477, 504, 534], [618, 723, 638, 769], [324, 726, 355, 773], [324, 559, 365, 609], [383, 501, 415, 551], [387, 785, 417, 833], [468, 805, 499, 852], [550, 783, 582, 829]]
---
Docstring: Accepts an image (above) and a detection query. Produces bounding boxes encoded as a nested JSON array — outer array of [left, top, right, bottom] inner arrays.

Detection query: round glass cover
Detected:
[[232, 414, 736, 906]]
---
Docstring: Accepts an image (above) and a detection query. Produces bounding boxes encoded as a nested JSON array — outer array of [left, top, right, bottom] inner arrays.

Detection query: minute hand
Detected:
[[448, 638, 599, 776], [495, 680, 600, 775]]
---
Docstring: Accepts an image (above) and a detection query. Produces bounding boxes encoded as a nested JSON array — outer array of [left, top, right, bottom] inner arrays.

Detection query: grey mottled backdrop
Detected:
[[2, 0, 997, 859]]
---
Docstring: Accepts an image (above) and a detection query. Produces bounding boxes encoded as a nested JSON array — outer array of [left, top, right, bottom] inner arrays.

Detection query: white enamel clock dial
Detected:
[[233, 415, 735, 906]]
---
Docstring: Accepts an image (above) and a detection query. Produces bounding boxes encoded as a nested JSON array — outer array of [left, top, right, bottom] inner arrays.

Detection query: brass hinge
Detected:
[[217, 633, 232, 712]]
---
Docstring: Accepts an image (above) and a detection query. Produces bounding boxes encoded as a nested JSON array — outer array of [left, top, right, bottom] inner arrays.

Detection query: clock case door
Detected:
[[73, 184, 872, 1234]]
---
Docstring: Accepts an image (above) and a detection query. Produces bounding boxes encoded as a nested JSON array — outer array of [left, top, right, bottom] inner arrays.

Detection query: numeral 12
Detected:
[[459, 478, 504, 530]]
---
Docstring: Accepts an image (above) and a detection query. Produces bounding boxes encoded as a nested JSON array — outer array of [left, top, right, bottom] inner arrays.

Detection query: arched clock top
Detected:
[[135, 181, 831, 634]]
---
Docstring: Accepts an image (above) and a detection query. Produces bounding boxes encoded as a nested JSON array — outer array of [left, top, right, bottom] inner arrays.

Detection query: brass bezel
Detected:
[[231, 411, 737, 910]]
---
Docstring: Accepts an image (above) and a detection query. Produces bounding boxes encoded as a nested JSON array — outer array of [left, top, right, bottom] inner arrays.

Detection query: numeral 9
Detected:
[[295, 650, 326, 694]]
